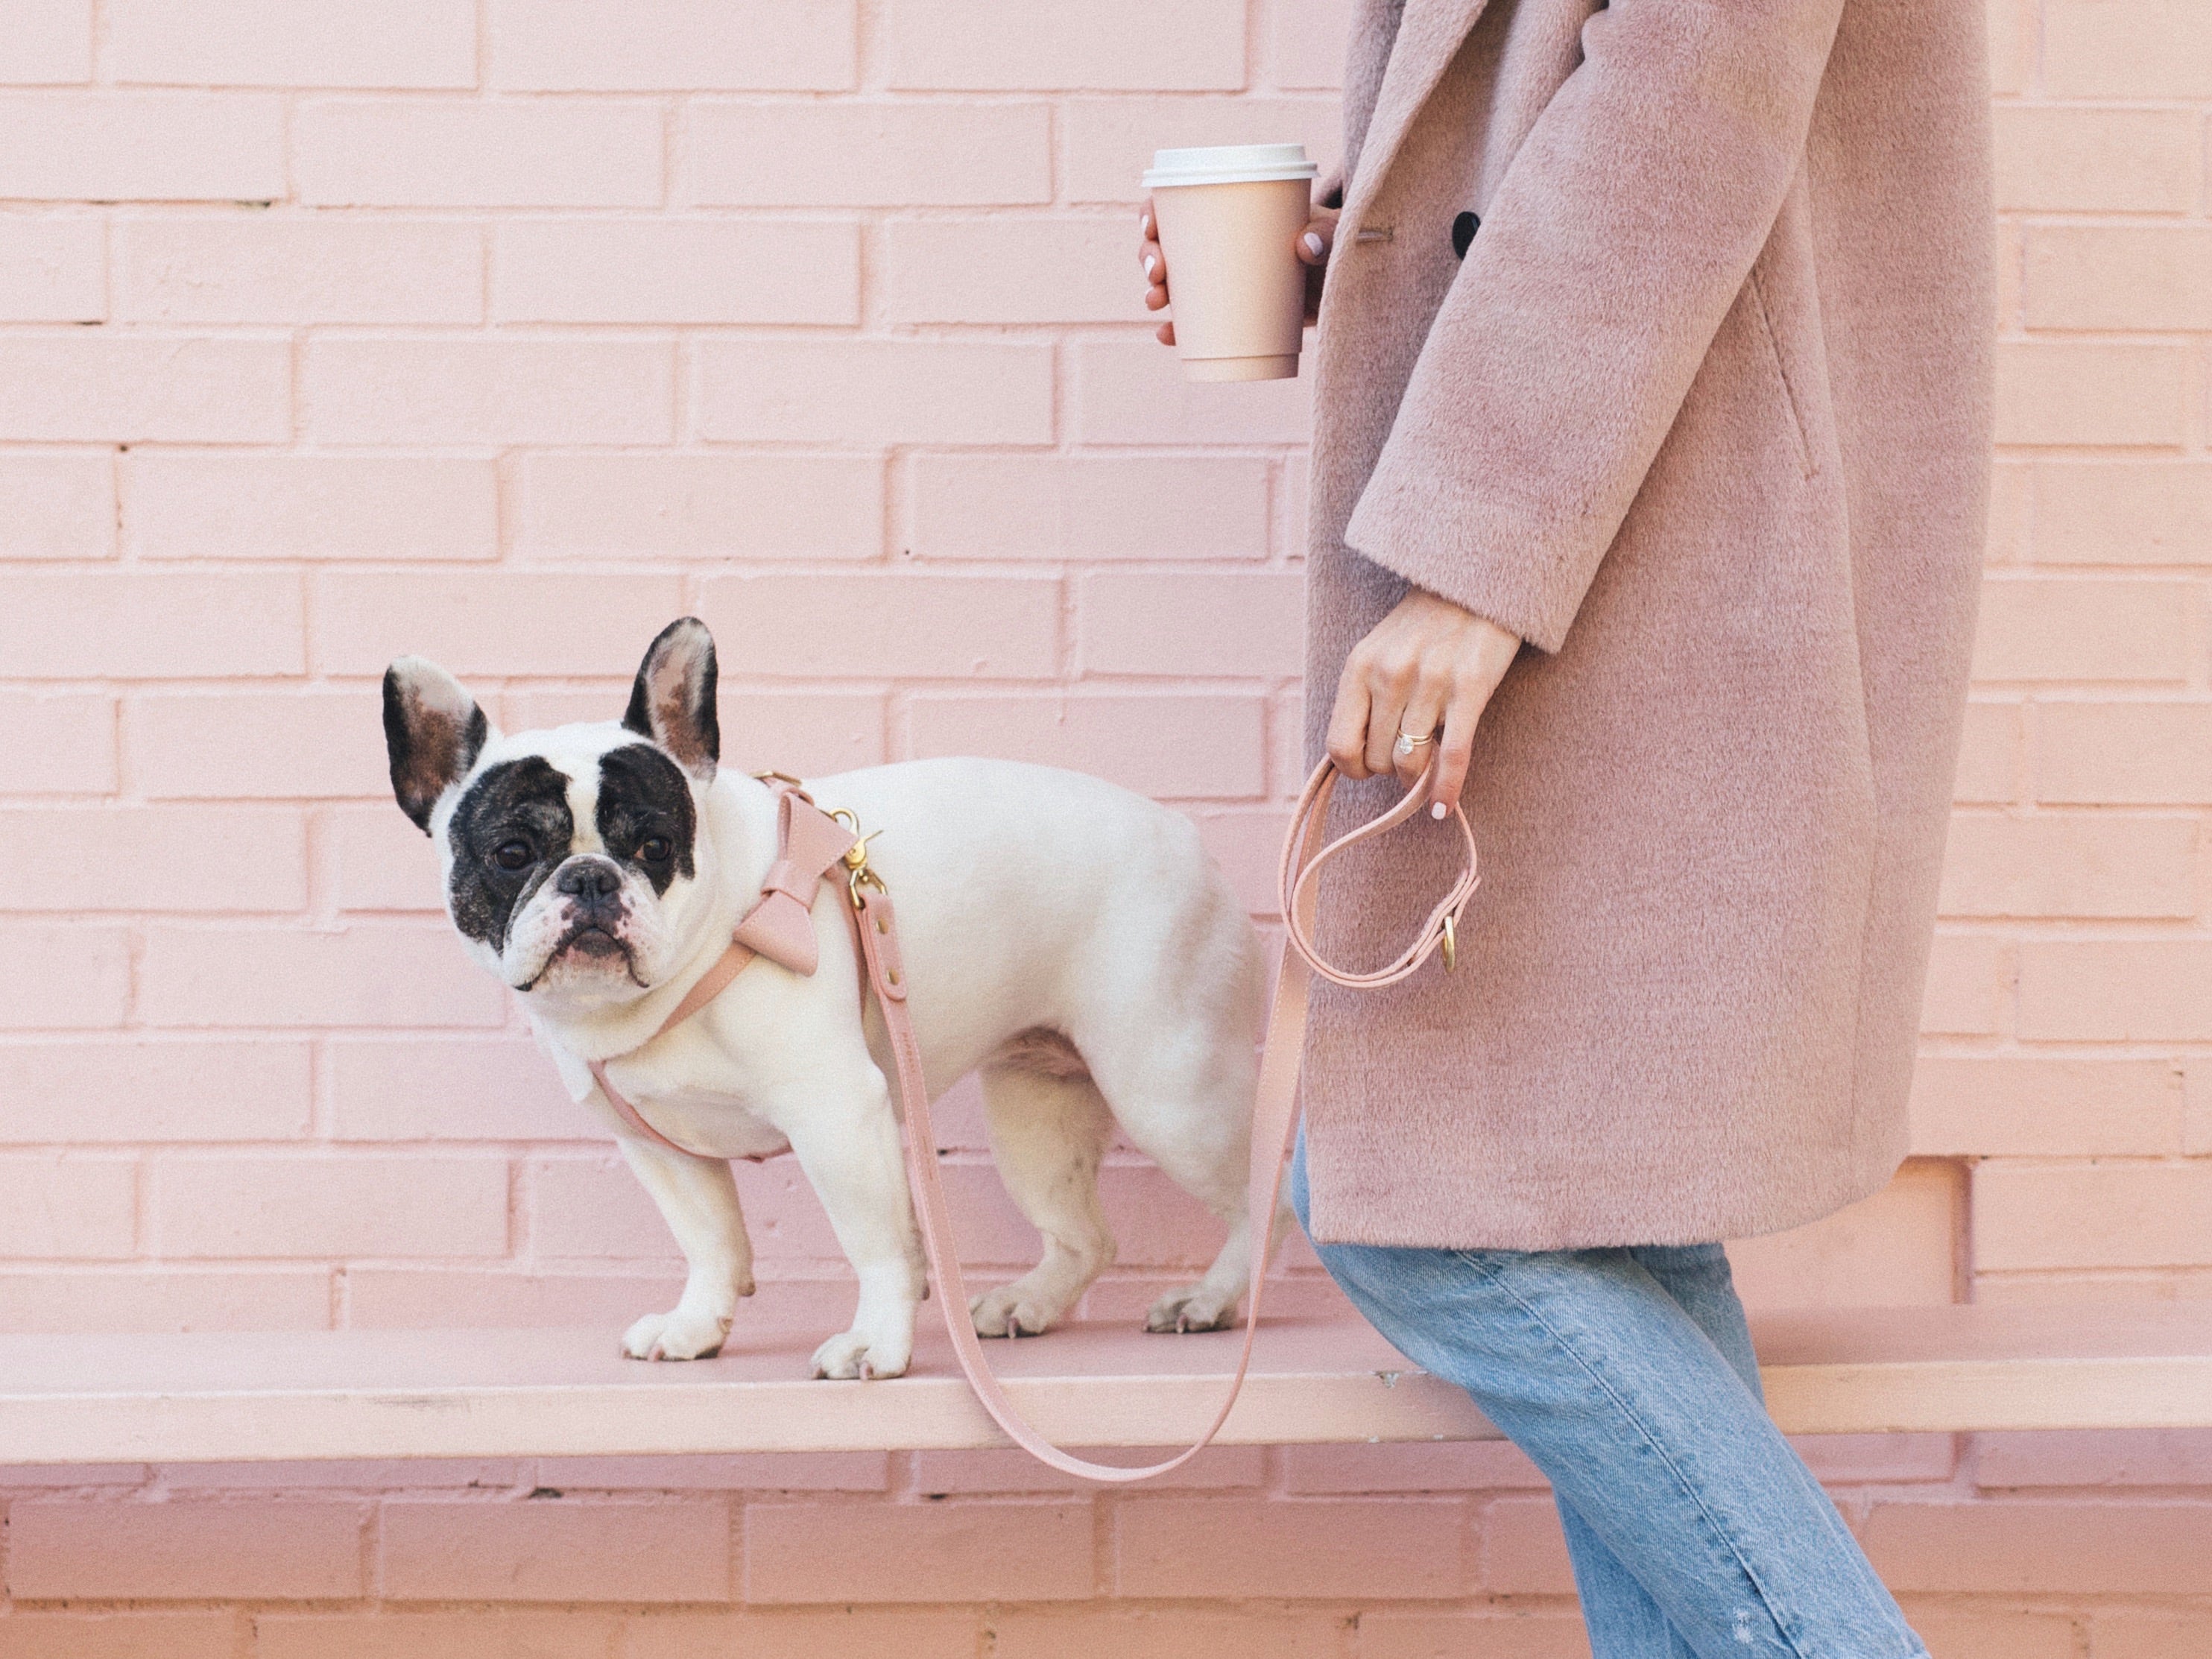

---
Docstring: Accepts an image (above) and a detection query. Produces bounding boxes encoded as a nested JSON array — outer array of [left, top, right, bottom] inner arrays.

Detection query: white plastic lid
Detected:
[[1143, 142, 1318, 190]]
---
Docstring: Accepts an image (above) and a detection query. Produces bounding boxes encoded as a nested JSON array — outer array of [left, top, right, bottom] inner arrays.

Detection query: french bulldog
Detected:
[[382, 618, 1273, 1380]]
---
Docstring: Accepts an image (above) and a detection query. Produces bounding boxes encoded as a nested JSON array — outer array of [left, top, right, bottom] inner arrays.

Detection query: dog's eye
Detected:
[[493, 840, 533, 872], [639, 835, 672, 864]]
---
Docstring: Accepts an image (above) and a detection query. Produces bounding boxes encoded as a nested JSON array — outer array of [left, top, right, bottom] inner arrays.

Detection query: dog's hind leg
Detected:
[[969, 1049, 1116, 1338]]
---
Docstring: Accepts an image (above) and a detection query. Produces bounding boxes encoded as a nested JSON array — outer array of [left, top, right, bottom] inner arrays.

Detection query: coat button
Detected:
[[1452, 212, 1480, 259]]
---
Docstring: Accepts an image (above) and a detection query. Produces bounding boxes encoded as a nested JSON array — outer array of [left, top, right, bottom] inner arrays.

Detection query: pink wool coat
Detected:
[[1298, 0, 1994, 1248]]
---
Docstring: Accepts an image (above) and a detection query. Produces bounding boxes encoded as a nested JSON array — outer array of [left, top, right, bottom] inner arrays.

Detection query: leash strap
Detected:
[[879, 759, 1476, 1482]]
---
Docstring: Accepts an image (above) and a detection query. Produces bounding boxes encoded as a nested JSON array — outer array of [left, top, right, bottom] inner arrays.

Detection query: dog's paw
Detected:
[[1144, 1286, 1240, 1334], [809, 1327, 911, 1381], [622, 1307, 731, 1361], [970, 1284, 1058, 1339]]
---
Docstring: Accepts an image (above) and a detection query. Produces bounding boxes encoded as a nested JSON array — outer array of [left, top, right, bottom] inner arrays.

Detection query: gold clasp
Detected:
[[827, 808, 888, 910], [1440, 913, 1457, 973]]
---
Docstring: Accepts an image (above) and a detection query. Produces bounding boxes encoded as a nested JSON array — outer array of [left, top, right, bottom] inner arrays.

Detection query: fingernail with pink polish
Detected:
[[1430, 803, 1447, 820]]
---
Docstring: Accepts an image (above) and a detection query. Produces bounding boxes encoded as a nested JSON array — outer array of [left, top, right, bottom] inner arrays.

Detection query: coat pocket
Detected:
[[1745, 260, 1818, 480]]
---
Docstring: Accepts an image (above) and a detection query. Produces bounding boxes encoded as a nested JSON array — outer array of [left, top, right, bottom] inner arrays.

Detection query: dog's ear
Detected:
[[383, 656, 492, 834], [622, 617, 720, 782]]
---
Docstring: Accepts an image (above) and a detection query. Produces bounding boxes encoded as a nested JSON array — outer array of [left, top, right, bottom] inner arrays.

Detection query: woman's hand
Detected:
[[1326, 589, 1522, 813], [1140, 200, 1340, 347]]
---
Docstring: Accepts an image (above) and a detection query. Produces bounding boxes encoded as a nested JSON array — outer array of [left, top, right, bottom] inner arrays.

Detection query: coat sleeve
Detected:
[[1342, 0, 1846, 653]]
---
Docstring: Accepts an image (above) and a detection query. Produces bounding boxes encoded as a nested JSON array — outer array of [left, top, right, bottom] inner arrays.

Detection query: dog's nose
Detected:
[[557, 860, 622, 903]]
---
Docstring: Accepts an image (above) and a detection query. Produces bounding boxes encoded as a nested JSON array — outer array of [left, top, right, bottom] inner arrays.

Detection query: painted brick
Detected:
[[0, 925, 130, 1028], [1894, 1607, 2074, 1659], [696, 573, 1059, 680], [0, 1, 92, 83], [117, 215, 481, 324], [1481, 1494, 1576, 1593], [494, 219, 859, 324], [256, 1611, 620, 1659], [2089, 1613, 2212, 1658], [909, 454, 1270, 561], [620, 1609, 976, 1659], [0, 692, 116, 794], [1115, 1497, 1469, 1599], [0, 1040, 312, 1143], [1075, 338, 1315, 445], [329, 803, 446, 912], [516, 453, 883, 561], [344, 1267, 685, 1330], [1794, 1433, 1959, 1485], [379, 1497, 730, 1602], [1188, 806, 1294, 914], [0, 216, 103, 320], [2031, 461, 2212, 564], [987, 1612, 1343, 1659], [305, 338, 675, 445], [1911, 1058, 2184, 1157], [528, 1155, 683, 1260], [1985, 457, 2030, 564], [1920, 932, 2006, 1036], [1985, 0, 2036, 98], [2040, 703, 2212, 805], [1282, 1439, 1546, 1494], [1975, 1162, 2212, 1271], [0, 1156, 135, 1257], [0, 333, 289, 443], [1994, 107, 2199, 212], [1725, 1160, 1959, 1309], [890, 0, 1243, 90], [683, 101, 1049, 206], [886, 216, 1137, 324], [0, 1612, 238, 1659], [0, 91, 282, 199], [108, 0, 473, 87], [0, 452, 115, 559], [2017, 941, 2212, 1040], [908, 1444, 1263, 1497], [139, 923, 508, 1028], [1864, 1499, 2212, 1592], [1078, 572, 1305, 677], [0, 1265, 331, 1332], [127, 452, 498, 562], [534, 1452, 887, 1492], [0, 804, 306, 912], [695, 339, 1053, 447], [1968, 579, 2189, 683], [491, 0, 856, 90], [745, 1500, 1093, 1603], [2026, 227, 2212, 331], [152, 1153, 509, 1258], [1936, 812, 2199, 918], [130, 690, 386, 800], [1953, 701, 2020, 803], [906, 692, 1267, 799], [6, 1498, 368, 1599], [503, 686, 888, 778], [2044, 0, 2212, 98], [1271, 0, 1353, 89], [1065, 96, 1342, 203], [0, 569, 303, 678], [1976, 1428, 2212, 1489], [1993, 342, 2189, 449], [311, 572, 687, 677], [296, 97, 663, 206], [329, 1036, 601, 1142], [1359, 1612, 1590, 1659]]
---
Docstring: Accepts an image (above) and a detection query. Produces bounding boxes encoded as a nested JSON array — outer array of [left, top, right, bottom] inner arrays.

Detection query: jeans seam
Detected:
[[1452, 1249, 1818, 1659]]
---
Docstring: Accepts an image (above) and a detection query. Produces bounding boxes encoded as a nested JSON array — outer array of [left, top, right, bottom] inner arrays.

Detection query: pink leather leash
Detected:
[[586, 761, 1477, 1482], [872, 757, 1476, 1482]]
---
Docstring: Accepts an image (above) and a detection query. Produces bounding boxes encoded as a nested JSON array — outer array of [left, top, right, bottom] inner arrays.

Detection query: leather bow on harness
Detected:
[[580, 761, 1478, 1482]]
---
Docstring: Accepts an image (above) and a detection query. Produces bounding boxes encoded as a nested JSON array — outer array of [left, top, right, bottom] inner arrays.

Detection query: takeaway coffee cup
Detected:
[[1143, 142, 1319, 382]]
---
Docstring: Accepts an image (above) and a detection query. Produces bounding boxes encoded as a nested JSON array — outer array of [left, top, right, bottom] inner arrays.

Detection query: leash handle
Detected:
[[880, 759, 1476, 1482]]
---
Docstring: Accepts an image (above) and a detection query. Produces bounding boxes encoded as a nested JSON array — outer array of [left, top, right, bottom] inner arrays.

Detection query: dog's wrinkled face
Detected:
[[383, 618, 725, 1012]]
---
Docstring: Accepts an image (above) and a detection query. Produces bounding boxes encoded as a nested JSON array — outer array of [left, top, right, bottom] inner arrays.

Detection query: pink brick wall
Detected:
[[0, 0, 2205, 1651]]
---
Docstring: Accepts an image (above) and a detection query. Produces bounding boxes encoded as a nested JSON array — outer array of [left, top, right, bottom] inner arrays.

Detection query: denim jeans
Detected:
[[1289, 1137, 1927, 1659]]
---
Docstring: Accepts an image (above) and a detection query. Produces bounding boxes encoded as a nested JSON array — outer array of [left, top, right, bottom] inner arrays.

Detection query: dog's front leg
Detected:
[[781, 1072, 926, 1380], [616, 1138, 756, 1360]]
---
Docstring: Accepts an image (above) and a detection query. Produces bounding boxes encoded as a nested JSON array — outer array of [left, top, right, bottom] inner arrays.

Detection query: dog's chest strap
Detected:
[[585, 778, 858, 1157]]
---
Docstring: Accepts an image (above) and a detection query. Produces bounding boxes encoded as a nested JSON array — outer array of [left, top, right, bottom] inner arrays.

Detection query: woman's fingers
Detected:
[[1391, 683, 1446, 789], [1361, 660, 1421, 781], [1324, 666, 1375, 780], [1430, 678, 1485, 814], [1295, 215, 1335, 266]]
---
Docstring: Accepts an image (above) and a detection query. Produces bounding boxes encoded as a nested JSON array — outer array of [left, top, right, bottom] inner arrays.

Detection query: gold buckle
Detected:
[[1440, 913, 1457, 973], [826, 807, 888, 910]]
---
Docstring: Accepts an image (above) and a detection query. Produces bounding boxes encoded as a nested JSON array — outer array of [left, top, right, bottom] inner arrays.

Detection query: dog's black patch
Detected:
[[597, 744, 697, 896], [446, 756, 575, 949]]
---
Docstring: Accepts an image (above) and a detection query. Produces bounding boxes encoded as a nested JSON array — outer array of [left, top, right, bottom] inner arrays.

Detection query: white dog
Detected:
[[382, 618, 1271, 1380]]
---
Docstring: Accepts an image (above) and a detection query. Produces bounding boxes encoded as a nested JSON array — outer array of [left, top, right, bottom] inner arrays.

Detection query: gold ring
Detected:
[[1392, 730, 1435, 759]]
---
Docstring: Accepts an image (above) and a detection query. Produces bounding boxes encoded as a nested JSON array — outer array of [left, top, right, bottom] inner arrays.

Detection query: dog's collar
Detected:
[[586, 775, 859, 1155]]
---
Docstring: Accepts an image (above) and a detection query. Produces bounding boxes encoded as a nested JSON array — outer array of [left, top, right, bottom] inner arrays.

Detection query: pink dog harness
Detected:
[[581, 762, 1478, 1483]]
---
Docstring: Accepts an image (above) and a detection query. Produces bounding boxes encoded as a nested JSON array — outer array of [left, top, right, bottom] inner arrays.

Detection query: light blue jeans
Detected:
[[1289, 1137, 1927, 1658]]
